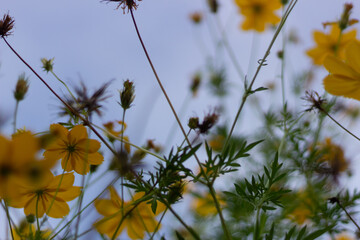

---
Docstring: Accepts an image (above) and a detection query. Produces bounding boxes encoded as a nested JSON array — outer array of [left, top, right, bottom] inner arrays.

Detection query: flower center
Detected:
[[36, 189, 45, 196], [253, 4, 263, 14], [67, 144, 76, 153], [0, 164, 12, 178]]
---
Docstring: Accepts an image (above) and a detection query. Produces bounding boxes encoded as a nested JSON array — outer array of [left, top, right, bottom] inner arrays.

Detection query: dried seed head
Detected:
[[119, 79, 135, 110], [303, 90, 327, 113], [0, 14, 15, 38], [102, 0, 142, 13], [41, 58, 54, 73], [14, 73, 29, 101], [197, 111, 219, 134]]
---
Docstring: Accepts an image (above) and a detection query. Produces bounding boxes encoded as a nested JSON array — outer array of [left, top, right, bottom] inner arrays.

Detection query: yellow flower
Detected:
[[44, 124, 103, 175], [192, 192, 226, 217], [9, 172, 81, 218], [307, 25, 357, 65], [287, 191, 314, 225], [0, 132, 41, 199], [94, 187, 166, 239], [323, 41, 360, 101], [234, 0, 281, 32], [335, 233, 354, 240]]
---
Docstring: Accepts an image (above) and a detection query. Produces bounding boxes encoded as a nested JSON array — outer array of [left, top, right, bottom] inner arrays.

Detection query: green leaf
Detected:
[[303, 226, 333, 240], [296, 225, 307, 240]]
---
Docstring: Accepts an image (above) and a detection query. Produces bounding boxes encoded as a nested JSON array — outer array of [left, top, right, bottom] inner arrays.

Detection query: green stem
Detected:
[[209, 186, 232, 240], [325, 111, 360, 142], [4, 201, 15, 240], [149, 209, 167, 240], [36, 195, 41, 232], [13, 101, 19, 133], [50, 70, 77, 102]]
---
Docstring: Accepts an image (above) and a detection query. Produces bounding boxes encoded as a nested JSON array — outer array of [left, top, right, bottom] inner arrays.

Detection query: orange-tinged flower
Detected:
[[44, 124, 103, 175], [323, 41, 360, 101], [94, 187, 166, 239], [192, 192, 226, 217], [9, 172, 81, 218], [307, 25, 357, 65], [234, 0, 281, 32]]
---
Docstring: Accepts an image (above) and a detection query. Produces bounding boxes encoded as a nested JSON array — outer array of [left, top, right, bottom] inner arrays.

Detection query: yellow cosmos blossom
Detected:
[[9, 172, 81, 218], [44, 124, 103, 175], [192, 192, 226, 217], [288, 207, 312, 225], [323, 41, 360, 101], [94, 187, 166, 239], [307, 25, 357, 65], [234, 0, 281, 32], [0, 132, 42, 199]]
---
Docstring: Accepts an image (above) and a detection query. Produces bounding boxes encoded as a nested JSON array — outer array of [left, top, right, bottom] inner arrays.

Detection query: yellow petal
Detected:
[[12, 132, 39, 166], [95, 199, 119, 216], [77, 139, 101, 153], [324, 55, 360, 79], [50, 124, 68, 141], [68, 125, 88, 145], [43, 194, 70, 218], [57, 186, 82, 201], [88, 152, 104, 165], [47, 173, 74, 190], [95, 216, 124, 238], [345, 41, 360, 73], [0, 135, 10, 162], [323, 75, 360, 100]]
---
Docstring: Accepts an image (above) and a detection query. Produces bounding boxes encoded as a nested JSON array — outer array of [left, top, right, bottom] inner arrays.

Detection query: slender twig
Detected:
[[331, 197, 360, 232], [149, 209, 167, 240], [325, 111, 360, 142], [223, 0, 298, 152]]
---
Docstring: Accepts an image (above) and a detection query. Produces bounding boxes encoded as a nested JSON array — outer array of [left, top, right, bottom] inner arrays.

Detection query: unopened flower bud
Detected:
[[188, 117, 199, 130], [14, 74, 29, 101], [119, 80, 135, 110], [26, 214, 35, 223], [190, 74, 201, 97], [339, 3, 354, 30], [41, 58, 54, 73], [207, 0, 219, 13]]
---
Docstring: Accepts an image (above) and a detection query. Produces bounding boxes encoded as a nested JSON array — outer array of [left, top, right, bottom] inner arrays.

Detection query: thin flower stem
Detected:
[[149, 208, 167, 240], [209, 185, 232, 240], [166, 204, 201, 240], [50, 70, 77, 102], [36, 195, 41, 232], [3, 201, 15, 240], [325, 111, 360, 142], [222, 0, 298, 152], [336, 200, 360, 232], [129, 9, 231, 238], [13, 101, 19, 134]]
